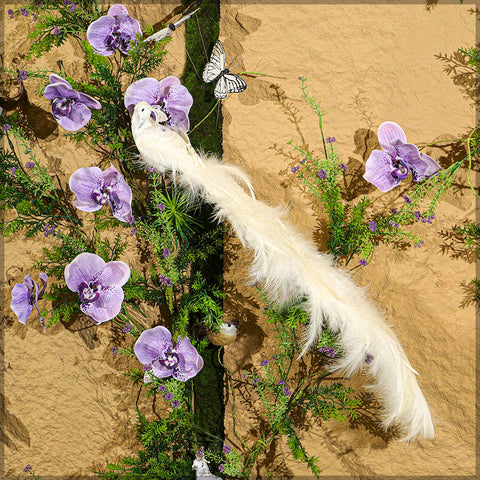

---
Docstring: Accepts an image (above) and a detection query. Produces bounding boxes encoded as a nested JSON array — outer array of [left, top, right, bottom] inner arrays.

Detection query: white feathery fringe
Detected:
[[131, 101, 434, 441]]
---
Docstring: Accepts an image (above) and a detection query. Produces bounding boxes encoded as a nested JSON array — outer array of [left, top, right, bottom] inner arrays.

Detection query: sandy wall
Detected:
[[221, 2, 477, 478]]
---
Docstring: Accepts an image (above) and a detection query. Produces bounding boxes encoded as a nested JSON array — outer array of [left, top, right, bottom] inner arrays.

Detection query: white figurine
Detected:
[[192, 451, 222, 480]]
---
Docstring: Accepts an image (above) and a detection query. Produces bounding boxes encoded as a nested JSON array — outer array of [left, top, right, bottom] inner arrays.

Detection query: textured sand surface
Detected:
[[2, 1, 477, 478]]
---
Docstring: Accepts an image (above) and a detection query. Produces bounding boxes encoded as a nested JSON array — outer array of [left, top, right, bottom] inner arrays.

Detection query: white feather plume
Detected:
[[131, 101, 434, 441]]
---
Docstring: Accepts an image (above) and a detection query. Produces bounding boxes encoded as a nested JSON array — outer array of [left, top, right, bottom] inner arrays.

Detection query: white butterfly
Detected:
[[202, 40, 247, 100], [145, 4, 201, 43]]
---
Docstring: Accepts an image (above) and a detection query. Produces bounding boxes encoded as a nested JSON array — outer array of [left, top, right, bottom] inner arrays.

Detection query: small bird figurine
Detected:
[[207, 317, 239, 346], [192, 450, 222, 480]]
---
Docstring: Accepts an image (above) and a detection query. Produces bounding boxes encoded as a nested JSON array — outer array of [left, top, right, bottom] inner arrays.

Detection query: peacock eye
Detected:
[[227, 323, 231, 327]]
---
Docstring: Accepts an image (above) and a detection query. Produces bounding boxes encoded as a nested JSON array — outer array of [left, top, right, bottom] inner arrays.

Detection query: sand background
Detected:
[[1, 1, 478, 478]]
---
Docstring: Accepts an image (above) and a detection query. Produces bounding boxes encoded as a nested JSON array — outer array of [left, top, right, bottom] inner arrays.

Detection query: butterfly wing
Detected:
[[145, 26, 172, 43], [213, 73, 247, 99], [203, 40, 225, 83]]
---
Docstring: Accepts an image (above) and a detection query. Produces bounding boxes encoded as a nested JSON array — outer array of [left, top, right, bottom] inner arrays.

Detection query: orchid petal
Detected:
[[44, 82, 79, 101], [363, 150, 400, 192], [97, 261, 130, 288], [80, 285, 124, 324], [65, 252, 106, 292], [173, 336, 204, 381], [124, 77, 164, 114], [10, 283, 33, 325], [377, 121, 408, 155], [134, 326, 172, 364], [69, 166, 105, 211], [87, 16, 117, 56], [107, 4, 129, 16], [55, 102, 92, 132]]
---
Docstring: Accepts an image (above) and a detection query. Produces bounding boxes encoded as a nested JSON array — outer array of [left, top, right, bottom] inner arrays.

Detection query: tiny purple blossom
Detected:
[[414, 211, 421, 220], [171, 400, 180, 408], [8, 9, 14, 18], [65, 252, 130, 325], [23, 465, 32, 473], [87, 4, 141, 56], [21, 8, 29, 16], [218, 465, 225, 473], [159, 275, 172, 287], [277, 379, 286, 385], [3, 124, 11, 132], [403, 195, 412, 204], [158, 384, 167, 392], [365, 353, 373, 364], [368, 221, 377, 232], [414, 240, 424, 248], [26, 161, 35, 168], [10, 273, 48, 333], [252, 378, 260, 385], [300, 158, 306, 164], [339, 163, 347, 171], [260, 359, 269, 367], [318, 345, 336, 358], [363, 122, 441, 192], [359, 259, 368, 266], [69, 3, 76, 12], [391, 208, 398, 214], [124, 77, 194, 134], [291, 165, 299, 173], [69, 164, 134, 224], [223, 444, 231, 454], [163, 392, 174, 401], [134, 326, 204, 382], [326, 136, 336, 144], [163, 248, 171, 258], [123, 323, 131, 333], [53, 26, 60, 35], [9, 167, 17, 176], [112, 346, 117, 357], [20, 70, 28, 80], [283, 387, 292, 397], [157, 203, 166, 212], [130, 228, 136, 236], [317, 169, 327, 179], [44, 74, 101, 131]]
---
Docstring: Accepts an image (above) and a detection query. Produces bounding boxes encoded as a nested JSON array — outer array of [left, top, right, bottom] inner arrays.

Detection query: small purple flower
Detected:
[[129, 228, 136, 236], [318, 345, 336, 358], [388, 220, 399, 228], [21, 8, 29, 16], [251, 378, 260, 385], [298, 76, 302, 80], [8, 9, 14, 19], [218, 465, 225, 473], [283, 387, 292, 397], [158, 384, 167, 392], [124, 77, 194, 134], [363, 122, 441, 192], [23, 465, 32, 473], [391, 208, 398, 214], [44, 74, 101, 131], [359, 259, 368, 266], [69, 3, 76, 12], [87, 4, 141, 56], [291, 165, 299, 173], [339, 163, 347, 171], [123, 323, 131, 333], [163, 392, 174, 401], [277, 379, 286, 385], [42, 223, 56, 237], [171, 400, 180, 408], [273, 354, 279, 361], [163, 248, 171, 258], [53, 26, 60, 35], [197, 446, 205, 457], [112, 346, 117, 357], [368, 221, 377, 232], [65, 252, 130, 325], [403, 195, 412, 204], [365, 353, 373, 364], [10, 273, 48, 333], [9, 167, 17, 176], [326, 136, 336, 144], [159, 275, 172, 287], [300, 158, 306, 164], [414, 211, 421, 220], [223, 444, 231, 454], [414, 240, 424, 248], [157, 203, 166, 212], [26, 161, 35, 168], [20, 70, 28, 81], [260, 359, 269, 367], [135, 326, 203, 382], [317, 169, 327, 179], [69, 164, 133, 224], [3, 124, 11, 132]]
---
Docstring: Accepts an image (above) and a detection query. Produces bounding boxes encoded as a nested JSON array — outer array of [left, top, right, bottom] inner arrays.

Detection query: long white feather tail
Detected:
[[131, 103, 434, 441]]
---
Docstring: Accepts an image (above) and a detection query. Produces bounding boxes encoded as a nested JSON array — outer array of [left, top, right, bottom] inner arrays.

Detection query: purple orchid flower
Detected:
[[87, 4, 141, 56], [363, 121, 441, 192], [69, 164, 134, 224], [124, 76, 193, 134], [10, 273, 48, 332], [44, 74, 101, 132], [134, 326, 204, 382], [65, 252, 130, 325]]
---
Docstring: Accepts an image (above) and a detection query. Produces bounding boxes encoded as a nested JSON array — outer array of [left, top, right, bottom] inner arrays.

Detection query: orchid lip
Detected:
[[79, 281, 102, 303]]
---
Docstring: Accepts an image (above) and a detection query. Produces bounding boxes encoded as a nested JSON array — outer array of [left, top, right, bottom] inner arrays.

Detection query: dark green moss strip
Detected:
[[182, 0, 225, 457]]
